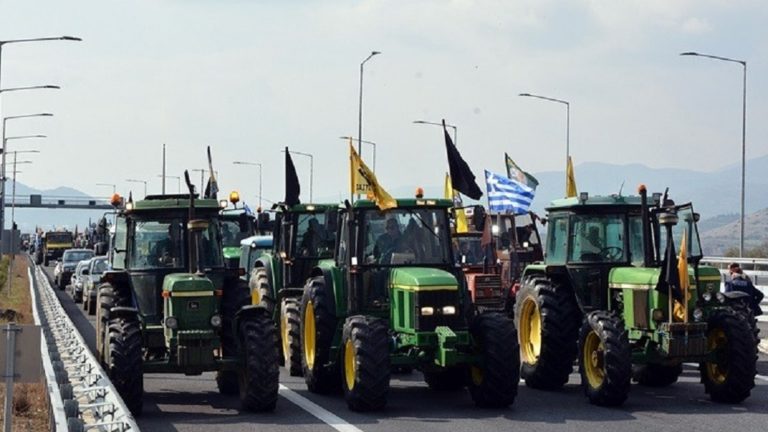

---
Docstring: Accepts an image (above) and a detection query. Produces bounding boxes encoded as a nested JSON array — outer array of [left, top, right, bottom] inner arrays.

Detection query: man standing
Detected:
[[726, 262, 764, 316]]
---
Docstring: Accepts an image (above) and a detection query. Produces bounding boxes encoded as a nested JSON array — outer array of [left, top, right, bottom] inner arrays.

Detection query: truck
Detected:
[[38, 230, 74, 266]]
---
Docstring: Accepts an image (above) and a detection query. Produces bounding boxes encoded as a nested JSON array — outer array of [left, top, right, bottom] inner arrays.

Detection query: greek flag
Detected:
[[485, 170, 535, 214]]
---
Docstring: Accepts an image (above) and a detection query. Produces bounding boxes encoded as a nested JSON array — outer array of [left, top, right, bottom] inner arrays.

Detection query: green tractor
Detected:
[[251, 203, 338, 376], [96, 174, 279, 415], [220, 192, 257, 270], [300, 198, 520, 411], [515, 186, 757, 406]]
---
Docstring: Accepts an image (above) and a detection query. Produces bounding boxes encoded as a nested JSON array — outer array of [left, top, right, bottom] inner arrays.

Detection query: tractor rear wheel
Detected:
[[250, 267, 276, 314], [280, 298, 303, 376], [423, 367, 466, 391], [578, 311, 631, 407], [514, 277, 580, 390], [634, 363, 682, 387], [341, 316, 390, 411], [238, 311, 280, 412], [107, 316, 144, 416], [97, 283, 129, 366], [301, 276, 340, 394], [467, 312, 520, 408], [699, 310, 756, 403]]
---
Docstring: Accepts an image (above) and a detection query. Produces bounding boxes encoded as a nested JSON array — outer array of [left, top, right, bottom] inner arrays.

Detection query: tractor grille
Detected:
[[659, 322, 707, 357], [415, 290, 464, 332], [472, 274, 503, 307]]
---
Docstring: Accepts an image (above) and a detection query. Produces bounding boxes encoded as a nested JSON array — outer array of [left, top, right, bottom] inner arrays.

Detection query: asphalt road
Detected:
[[42, 265, 768, 432]]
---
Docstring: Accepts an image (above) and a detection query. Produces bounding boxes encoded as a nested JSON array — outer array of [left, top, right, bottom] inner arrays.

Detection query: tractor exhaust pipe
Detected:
[[638, 184, 653, 267], [184, 170, 202, 275]]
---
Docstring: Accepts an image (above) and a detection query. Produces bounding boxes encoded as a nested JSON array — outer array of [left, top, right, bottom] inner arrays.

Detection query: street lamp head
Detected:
[[680, 52, 699, 56], [43, 85, 61, 89], [371, 51, 381, 56], [60, 36, 82, 41], [412, 120, 426, 124], [519, 93, 532, 97]]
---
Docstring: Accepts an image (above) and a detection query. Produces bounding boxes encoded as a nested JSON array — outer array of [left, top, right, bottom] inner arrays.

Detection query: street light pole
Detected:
[[413, 120, 458, 145], [281, 149, 314, 202], [232, 161, 263, 208], [680, 51, 747, 257], [126, 179, 148, 198], [358, 51, 381, 159], [157, 175, 180, 194], [339, 136, 377, 173], [519, 93, 570, 192]]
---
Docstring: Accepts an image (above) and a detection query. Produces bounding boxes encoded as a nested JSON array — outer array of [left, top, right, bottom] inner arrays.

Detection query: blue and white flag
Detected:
[[485, 170, 535, 214]]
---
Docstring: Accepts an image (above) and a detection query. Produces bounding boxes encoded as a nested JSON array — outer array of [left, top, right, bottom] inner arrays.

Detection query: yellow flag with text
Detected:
[[349, 142, 397, 210], [673, 231, 690, 322], [566, 156, 578, 198], [445, 173, 468, 233]]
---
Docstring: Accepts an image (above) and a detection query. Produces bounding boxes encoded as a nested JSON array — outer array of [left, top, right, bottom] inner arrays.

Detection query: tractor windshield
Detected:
[[294, 212, 335, 259], [568, 214, 627, 263], [362, 208, 451, 266], [453, 235, 485, 265], [221, 220, 248, 248], [130, 220, 185, 269]]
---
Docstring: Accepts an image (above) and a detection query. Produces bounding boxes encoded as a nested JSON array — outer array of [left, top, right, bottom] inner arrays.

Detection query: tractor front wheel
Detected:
[[578, 311, 631, 407], [341, 316, 390, 411], [250, 267, 276, 314], [107, 316, 144, 416], [301, 276, 340, 393], [514, 277, 580, 390], [238, 311, 279, 412], [467, 312, 520, 408], [699, 311, 756, 403], [280, 298, 303, 376]]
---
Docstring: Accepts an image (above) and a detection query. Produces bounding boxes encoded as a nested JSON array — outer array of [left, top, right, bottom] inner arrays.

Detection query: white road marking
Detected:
[[279, 384, 364, 432]]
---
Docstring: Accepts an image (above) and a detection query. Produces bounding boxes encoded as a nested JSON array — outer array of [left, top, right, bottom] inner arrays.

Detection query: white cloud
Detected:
[[681, 17, 712, 34]]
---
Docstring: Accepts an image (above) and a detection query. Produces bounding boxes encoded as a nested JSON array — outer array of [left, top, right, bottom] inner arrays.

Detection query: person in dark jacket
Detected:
[[725, 263, 764, 316]]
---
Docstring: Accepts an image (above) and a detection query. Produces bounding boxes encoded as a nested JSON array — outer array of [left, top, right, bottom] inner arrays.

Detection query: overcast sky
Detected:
[[1, 0, 766, 207]]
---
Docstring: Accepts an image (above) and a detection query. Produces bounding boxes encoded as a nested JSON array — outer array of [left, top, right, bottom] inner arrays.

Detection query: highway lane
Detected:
[[42, 265, 768, 432]]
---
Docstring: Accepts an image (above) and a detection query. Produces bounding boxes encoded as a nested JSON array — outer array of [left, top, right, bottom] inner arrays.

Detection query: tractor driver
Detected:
[[373, 218, 402, 263], [150, 223, 180, 267]]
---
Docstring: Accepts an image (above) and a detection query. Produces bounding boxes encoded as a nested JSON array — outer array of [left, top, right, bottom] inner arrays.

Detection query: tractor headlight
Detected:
[[702, 292, 712, 302], [716, 292, 725, 303], [420, 307, 434, 316], [165, 316, 179, 329], [210, 314, 222, 328], [442, 306, 456, 315], [693, 308, 704, 322]]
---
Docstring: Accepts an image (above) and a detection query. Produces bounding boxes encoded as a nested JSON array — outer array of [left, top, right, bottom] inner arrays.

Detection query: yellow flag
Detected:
[[566, 156, 577, 198], [349, 142, 397, 210], [673, 231, 690, 322], [444, 173, 468, 233]]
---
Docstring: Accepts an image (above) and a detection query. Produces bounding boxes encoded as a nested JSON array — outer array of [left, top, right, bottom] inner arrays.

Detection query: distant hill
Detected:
[[699, 208, 768, 255]]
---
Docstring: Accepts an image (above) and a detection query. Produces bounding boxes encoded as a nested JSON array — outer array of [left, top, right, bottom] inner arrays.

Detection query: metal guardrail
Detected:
[[29, 261, 139, 432], [702, 256, 767, 287]]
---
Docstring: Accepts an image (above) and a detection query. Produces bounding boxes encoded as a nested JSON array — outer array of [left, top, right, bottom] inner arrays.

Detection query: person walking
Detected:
[[726, 262, 764, 316]]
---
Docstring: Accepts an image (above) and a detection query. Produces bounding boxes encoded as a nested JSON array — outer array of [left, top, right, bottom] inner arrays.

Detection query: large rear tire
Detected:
[[238, 311, 280, 412], [578, 311, 631, 407], [514, 277, 580, 390], [341, 316, 390, 411], [699, 310, 756, 403], [467, 312, 520, 408], [301, 276, 340, 394], [250, 267, 276, 314], [280, 298, 303, 376], [96, 283, 129, 366], [217, 279, 250, 395], [107, 317, 144, 416]]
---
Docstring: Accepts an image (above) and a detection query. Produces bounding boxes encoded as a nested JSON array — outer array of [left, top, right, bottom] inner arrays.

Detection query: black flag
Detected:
[[285, 147, 301, 206], [443, 119, 483, 200], [656, 229, 683, 303]]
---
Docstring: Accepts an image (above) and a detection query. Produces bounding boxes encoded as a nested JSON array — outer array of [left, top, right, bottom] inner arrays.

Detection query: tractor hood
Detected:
[[609, 267, 660, 288], [223, 246, 241, 260], [162, 273, 216, 294], [389, 267, 458, 291]]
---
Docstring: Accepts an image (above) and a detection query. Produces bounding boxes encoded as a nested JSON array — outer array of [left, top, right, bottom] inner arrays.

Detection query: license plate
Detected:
[[187, 301, 200, 311]]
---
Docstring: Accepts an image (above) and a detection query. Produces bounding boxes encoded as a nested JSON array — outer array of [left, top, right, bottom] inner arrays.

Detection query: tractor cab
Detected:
[[220, 191, 258, 269]]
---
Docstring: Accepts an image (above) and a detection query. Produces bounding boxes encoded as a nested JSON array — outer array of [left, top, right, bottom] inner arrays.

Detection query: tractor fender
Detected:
[[254, 255, 276, 288], [109, 306, 139, 320], [308, 265, 343, 314], [101, 270, 131, 286]]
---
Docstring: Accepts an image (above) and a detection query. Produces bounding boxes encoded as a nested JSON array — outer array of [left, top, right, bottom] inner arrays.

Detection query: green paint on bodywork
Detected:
[[352, 198, 453, 209], [223, 246, 240, 260], [609, 267, 660, 287], [130, 197, 221, 212], [390, 267, 458, 289]]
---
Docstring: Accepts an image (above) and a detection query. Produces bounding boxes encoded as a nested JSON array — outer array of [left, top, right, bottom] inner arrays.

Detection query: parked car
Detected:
[[83, 256, 109, 315], [54, 249, 95, 290], [68, 259, 92, 303]]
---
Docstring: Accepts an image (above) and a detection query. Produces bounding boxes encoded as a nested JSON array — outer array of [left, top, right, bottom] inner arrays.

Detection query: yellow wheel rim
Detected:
[[519, 298, 542, 364], [470, 366, 483, 386], [303, 301, 316, 370], [281, 310, 290, 363], [583, 331, 605, 389], [706, 328, 728, 384], [251, 289, 261, 306], [344, 339, 356, 390]]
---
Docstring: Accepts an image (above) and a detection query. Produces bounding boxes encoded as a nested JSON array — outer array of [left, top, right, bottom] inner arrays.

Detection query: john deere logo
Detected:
[[187, 301, 200, 311]]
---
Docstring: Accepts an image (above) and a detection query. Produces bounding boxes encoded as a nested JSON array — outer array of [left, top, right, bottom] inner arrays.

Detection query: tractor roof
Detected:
[[126, 195, 222, 213], [353, 198, 453, 209], [547, 194, 644, 212], [284, 203, 339, 213]]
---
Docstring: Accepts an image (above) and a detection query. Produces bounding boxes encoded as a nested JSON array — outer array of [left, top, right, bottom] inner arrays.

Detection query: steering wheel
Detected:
[[600, 246, 623, 261]]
